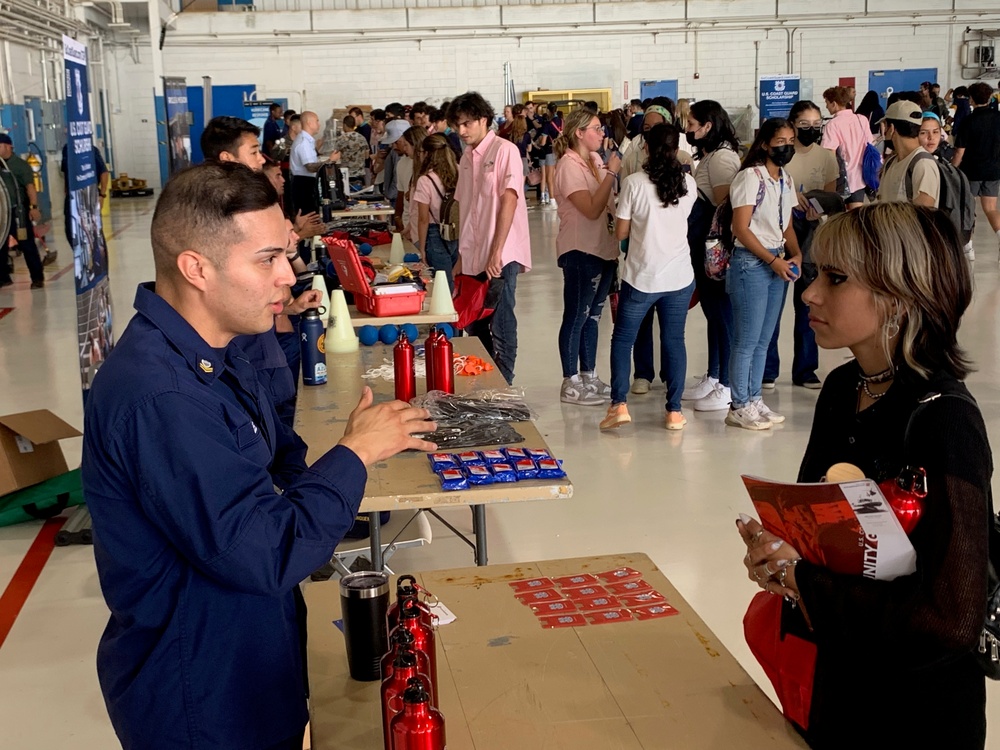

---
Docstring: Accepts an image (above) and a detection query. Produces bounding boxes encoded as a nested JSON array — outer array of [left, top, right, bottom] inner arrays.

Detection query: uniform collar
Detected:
[[299, 130, 315, 145], [472, 129, 497, 156], [133, 282, 229, 384]]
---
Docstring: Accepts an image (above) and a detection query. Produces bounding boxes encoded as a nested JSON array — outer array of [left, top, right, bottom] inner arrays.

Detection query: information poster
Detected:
[[64, 35, 114, 404], [759, 75, 800, 123], [244, 100, 276, 144], [164, 77, 192, 175]]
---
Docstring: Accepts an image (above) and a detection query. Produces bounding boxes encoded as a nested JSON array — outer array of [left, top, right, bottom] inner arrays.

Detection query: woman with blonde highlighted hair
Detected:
[[552, 107, 622, 404], [737, 202, 992, 749]]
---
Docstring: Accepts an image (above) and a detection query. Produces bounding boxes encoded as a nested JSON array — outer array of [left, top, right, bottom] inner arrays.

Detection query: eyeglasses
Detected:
[[795, 123, 822, 130], [582, 125, 604, 132]]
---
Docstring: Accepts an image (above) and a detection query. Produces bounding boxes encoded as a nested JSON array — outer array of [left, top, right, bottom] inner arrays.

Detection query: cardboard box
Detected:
[[0, 411, 82, 497]]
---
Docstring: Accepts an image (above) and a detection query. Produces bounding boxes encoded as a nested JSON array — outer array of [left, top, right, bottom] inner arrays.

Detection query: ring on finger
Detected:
[[751, 530, 764, 543], [778, 568, 788, 586], [763, 561, 774, 577]]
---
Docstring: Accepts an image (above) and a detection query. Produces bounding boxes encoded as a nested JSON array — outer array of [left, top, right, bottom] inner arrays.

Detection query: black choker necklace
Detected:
[[859, 365, 895, 385]]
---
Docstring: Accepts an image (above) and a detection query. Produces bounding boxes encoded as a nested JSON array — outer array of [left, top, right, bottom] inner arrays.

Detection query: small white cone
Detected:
[[389, 232, 405, 265], [428, 269, 456, 315], [311, 273, 331, 325], [326, 289, 359, 353]]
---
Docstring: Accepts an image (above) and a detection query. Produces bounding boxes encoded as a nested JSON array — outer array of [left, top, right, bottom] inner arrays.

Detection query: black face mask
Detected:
[[685, 131, 701, 147], [768, 144, 795, 167], [796, 127, 822, 147]]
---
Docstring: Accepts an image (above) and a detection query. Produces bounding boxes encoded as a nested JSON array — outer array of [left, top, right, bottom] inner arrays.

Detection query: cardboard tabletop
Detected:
[[295, 338, 572, 513], [0, 411, 82, 444], [304, 552, 808, 750]]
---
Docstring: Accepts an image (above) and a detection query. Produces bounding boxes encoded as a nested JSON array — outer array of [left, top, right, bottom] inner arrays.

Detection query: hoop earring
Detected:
[[884, 317, 900, 340]]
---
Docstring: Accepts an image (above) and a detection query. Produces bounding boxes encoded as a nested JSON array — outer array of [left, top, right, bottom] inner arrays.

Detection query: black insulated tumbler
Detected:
[[340, 571, 390, 681]]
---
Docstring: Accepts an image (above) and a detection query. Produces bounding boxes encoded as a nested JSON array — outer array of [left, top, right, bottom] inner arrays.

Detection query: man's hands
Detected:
[[338, 387, 438, 466], [29, 208, 41, 223], [485, 251, 504, 279], [284, 289, 323, 316], [293, 210, 325, 239], [328, 150, 342, 163]]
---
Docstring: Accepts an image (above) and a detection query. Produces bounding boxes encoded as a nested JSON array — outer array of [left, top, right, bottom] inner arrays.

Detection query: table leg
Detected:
[[471, 505, 488, 566], [369, 512, 384, 571]]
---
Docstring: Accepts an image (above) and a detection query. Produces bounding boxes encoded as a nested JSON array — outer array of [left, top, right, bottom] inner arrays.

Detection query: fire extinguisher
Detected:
[[389, 678, 446, 750]]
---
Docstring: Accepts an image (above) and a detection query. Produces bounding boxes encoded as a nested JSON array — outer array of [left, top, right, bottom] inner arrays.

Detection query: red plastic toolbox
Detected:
[[324, 237, 426, 317]]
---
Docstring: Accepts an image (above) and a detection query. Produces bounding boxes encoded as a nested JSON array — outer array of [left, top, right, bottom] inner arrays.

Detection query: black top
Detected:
[[791, 361, 991, 749], [954, 107, 1000, 182]]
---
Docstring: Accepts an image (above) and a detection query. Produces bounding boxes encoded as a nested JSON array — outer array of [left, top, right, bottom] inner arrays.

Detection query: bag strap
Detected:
[[428, 174, 445, 224], [750, 166, 784, 232], [903, 150, 937, 202]]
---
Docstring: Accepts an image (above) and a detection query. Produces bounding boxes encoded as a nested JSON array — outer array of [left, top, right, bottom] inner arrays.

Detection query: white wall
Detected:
[[106, 43, 161, 185], [2, 42, 48, 102]]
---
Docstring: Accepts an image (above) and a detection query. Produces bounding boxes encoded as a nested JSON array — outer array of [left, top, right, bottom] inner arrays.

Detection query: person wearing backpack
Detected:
[[552, 107, 621, 405], [413, 133, 460, 291], [876, 101, 940, 209], [952, 82, 1000, 260], [822, 86, 875, 210], [725, 118, 802, 431]]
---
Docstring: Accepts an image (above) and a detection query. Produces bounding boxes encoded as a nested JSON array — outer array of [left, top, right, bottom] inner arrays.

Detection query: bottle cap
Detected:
[[403, 678, 431, 704]]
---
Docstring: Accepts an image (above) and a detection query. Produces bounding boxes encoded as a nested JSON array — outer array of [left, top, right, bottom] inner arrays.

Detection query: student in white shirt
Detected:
[[601, 124, 698, 431], [726, 118, 803, 431]]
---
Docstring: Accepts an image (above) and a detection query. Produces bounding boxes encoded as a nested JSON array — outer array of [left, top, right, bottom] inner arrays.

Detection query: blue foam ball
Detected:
[[358, 242, 373, 256], [403, 252, 420, 263], [358, 325, 379, 346], [400, 323, 419, 342], [379, 324, 399, 345], [437, 323, 454, 340], [325, 260, 337, 278]]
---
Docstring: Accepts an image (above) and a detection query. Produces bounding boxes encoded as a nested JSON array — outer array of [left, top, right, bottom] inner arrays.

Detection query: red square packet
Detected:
[[530, 600, 579, 614], [630, 603, 680, 620], [508, 577, 555, 594], [515, 589, 565, 605], [551, 573, 599, 589], [539, 613, 588, 629], [574, 594, 622, 611], [563, 585, 610, 601], [584, 609, 633, 625], [618, 590, 666, 608], [606, 579, 654, 596], [596, 567, 643, 584]]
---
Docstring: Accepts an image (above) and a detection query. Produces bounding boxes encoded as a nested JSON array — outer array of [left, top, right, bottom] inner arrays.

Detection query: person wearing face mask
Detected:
[[876, 101, 940, 210], [725, 118, 802, 431], [762, 100, 839, 392], [681, 100, 743, 413]]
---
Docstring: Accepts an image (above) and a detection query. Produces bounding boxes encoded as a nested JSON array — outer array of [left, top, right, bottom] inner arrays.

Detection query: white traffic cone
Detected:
[[389, 232, 405, 265], [311, 273, 331, 324], [326, 289, 359, 353], [428, 270, 456, 315]]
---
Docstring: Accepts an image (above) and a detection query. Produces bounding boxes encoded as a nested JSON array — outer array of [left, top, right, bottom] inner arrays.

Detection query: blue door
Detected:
[[868, 68, 937, 111], [639, 80, 679, 103], [186, 84, 256, 164]]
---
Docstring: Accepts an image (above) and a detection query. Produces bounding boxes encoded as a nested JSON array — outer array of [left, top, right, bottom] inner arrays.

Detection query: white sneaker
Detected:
[[561, 375, 606, 405], [581, 372, 612, 398], [692, 383, 731, 412], [683, 374, 718, 401], [545, 199, 558, 210], [631, 378, 651, 395], [725, 403, 772, 431], [754, 399, 785, 424]]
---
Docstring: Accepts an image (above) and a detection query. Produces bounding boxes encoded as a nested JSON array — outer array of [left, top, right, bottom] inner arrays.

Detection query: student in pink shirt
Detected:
[[448, 92, 532, 384], [822, 85, 874, 210], [412, 134, 460, 291], [552, 107, 622, 405]]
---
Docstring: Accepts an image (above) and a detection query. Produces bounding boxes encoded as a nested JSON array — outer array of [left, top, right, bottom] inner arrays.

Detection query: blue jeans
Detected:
[[765, 216, 819, 383], [726, 248, 788, 407], [558, 250, 617, 378], [469, 261, 521, 384], [610, 280, 694, 411], [424, 224, 459, 292], [633, 307, 666, 383], [689, 196, 732, 386]]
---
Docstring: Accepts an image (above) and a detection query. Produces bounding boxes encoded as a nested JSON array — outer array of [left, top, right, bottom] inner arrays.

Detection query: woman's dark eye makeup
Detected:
[[822, 268, 848, 285]]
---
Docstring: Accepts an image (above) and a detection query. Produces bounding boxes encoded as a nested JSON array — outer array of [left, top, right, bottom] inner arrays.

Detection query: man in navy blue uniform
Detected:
[[81, 162, 436, 750], [262, 101, 286, 157]]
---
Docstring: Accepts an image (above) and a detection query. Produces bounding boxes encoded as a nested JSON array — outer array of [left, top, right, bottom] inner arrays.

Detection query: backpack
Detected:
[[430, 176, 460, 242], [895, 151, 976, 241], [704, 166, 776, 281], [853, 113, 883, 191]]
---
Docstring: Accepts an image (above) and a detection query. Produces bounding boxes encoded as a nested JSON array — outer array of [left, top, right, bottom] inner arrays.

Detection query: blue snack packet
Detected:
[[465, 465, 495, 485], [490, 463, 518, 483], [514, 459, 539, 480], [505, 447, 530, 462], [526, 448, 552, 462], [480, 449, 508, 464], [437, 469, 469, 491], [536, 458, 566, 479], [429, 452, 460, 472], [456, 451, 487, 467]]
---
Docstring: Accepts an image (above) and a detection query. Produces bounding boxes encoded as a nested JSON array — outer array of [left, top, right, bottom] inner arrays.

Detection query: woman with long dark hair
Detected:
[[854, 90, 885, 135], [725, 118, 802, 431], [412, 133, 460, 289], [600, 124, 698, 430], [683, 100, 743, 412], [739, 203, 990, 749]]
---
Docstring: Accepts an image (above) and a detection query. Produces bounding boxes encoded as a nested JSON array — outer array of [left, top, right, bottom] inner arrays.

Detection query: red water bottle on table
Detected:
[[432, 333, 454, 394], [423, 326, 438, 392], [394, 333, 416, 402], [381, 628, 434, 702], [392, 604, 438, 698], [382, 651, 434, 750], [387, 575, 432, 632], [390, 678, 446, 750]]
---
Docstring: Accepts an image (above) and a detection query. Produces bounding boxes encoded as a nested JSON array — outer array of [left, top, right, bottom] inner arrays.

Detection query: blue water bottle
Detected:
[[300, 306, 328, 386]]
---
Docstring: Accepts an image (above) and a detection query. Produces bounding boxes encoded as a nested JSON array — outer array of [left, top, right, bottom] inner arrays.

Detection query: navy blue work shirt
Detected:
[[234, 326, 298, 430], [263, 116, 286, 150], [82, 283, 367, 749]]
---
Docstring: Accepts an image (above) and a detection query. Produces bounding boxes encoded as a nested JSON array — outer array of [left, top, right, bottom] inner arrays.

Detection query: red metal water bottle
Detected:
[[382, 651, 434, 750], [387, 575, 432, 633], [392, 605, 438, 699], [394, 333, 416, 402], [390, 678, 446, 750], [879, 466, 927, 535], [432, 333, 454, 394], [381, 628, 434, 703], [423, 326, 438, 392]]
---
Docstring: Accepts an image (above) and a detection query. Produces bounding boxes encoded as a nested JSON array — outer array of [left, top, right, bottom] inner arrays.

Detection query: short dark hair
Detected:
[[343, 115, 356, 129], [370, 108, 387, 122], [269, 102, 282, 114], [348, 106, 364, 117], [887, 90, 923, 107], [200, 116, 260, 162], [151, 163, 279, 277], [969, 82, 994, 106], [411, 101, 428, 116], [823, 86, 852, 107], [583, 100, 599, 114], [428, 107, 446, 123], [630, 98, 642, 106], [385, 102, 406, 119], [954, 86, 970, 98], [283, 109, 297, 121], [288, 114, 301, 125], [885, 119, 921, 139], [447, 92, 495, 126]]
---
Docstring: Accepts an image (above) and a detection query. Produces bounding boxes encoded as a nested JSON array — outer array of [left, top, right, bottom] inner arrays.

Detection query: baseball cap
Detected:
[[877, 101, 923, 127], [381, 119, 409, 145], [0, 133, 12, 145]]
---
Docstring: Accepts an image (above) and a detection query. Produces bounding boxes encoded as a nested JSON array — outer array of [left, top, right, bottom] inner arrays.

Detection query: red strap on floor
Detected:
[[0, 517, 65, 650]]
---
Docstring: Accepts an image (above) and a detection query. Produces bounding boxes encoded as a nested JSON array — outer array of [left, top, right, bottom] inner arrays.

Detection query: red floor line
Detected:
[[0, 517, 66, 650]]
